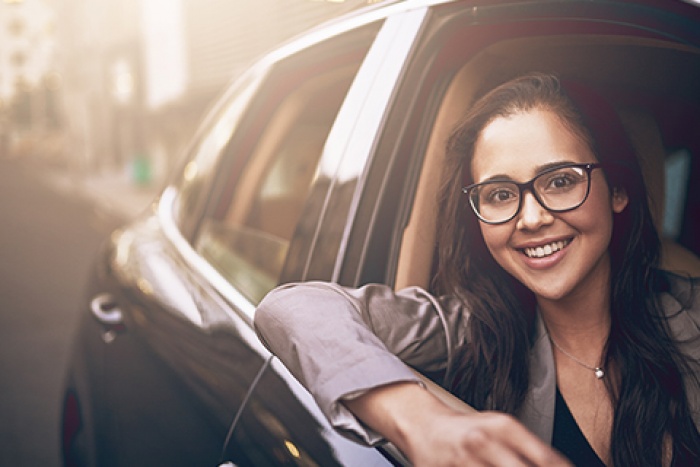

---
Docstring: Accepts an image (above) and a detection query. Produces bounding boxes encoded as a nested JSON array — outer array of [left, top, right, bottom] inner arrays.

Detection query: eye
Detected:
[[550, 174, 575, 189], [541, 168, 586, 192], [482, 184, 518, 204]]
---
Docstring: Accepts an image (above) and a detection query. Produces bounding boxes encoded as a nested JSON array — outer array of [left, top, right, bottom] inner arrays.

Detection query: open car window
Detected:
[[393, 17, 700, 292]]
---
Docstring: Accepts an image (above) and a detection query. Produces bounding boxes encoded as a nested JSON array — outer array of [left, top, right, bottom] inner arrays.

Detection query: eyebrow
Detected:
[[479, 160, 580, 183]]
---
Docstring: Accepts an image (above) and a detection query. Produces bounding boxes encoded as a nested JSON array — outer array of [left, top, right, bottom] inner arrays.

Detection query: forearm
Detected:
[[343, 381, 454, 459], [344, 382, 572, 466]]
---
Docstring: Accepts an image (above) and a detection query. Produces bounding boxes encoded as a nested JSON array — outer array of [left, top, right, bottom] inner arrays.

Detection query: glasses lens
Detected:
[[469, 181, 520, 223], [534, 166, 589, 211]]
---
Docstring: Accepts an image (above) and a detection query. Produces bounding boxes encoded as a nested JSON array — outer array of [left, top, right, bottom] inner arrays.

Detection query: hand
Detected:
[[404, 410, 570, 466], [344, 382, 571, 467]]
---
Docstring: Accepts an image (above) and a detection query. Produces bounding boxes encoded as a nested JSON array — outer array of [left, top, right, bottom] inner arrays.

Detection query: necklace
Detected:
[[549, 336, 605, 379]]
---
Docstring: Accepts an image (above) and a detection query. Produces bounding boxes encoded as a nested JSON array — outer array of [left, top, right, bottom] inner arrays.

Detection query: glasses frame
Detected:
[[462, 162, 604, 224]]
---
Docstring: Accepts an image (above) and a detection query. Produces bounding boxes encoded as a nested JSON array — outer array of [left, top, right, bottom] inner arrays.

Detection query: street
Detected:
[[0, 158, 123, 466]]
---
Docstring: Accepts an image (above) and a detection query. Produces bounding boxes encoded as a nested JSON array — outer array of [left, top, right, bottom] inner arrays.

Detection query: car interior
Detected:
[[195, 59, 363, 304], [396, 34, 700, 292]]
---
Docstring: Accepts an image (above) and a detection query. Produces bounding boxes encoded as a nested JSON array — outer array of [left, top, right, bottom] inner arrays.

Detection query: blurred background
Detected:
[[1, 0, 379, 185], [0, 1, 379, 465]]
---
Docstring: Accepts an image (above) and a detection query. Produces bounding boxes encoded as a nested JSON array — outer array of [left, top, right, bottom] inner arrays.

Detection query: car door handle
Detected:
[[90, 293, 125, 344], [90, 293, 124, 325]]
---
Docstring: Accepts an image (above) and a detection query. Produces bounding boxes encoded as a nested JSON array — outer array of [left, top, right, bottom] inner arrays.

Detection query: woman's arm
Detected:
[[254, 281, 465, 443], [255, 282, 570, 464], [344, 382, 571, 466]]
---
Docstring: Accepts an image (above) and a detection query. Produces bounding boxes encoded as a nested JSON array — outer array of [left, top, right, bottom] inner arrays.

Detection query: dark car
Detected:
[[61, 0, 700, 465]]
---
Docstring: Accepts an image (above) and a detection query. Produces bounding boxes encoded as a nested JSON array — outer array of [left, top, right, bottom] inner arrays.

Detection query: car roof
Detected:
[[267, 0, 700, 62]]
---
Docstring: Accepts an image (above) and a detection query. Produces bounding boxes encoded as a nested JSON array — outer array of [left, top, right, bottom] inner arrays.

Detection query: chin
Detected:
[[521, 279, 573, 303]]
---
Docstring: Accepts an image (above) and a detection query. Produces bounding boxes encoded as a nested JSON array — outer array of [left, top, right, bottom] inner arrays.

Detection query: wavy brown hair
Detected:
[[433, 73, 700, 465]]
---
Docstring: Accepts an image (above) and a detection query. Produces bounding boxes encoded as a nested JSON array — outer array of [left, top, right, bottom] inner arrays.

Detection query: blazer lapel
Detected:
[[518, 313, 557, 443]]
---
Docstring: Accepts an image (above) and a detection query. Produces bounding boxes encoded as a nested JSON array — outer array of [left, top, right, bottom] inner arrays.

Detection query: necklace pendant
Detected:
[[594, 368, 605, 379]]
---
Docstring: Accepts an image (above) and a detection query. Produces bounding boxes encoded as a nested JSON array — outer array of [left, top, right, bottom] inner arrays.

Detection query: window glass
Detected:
[[663, 149, 691, 239], [192, 24, 380, 304], [173, 68, 265, 233]]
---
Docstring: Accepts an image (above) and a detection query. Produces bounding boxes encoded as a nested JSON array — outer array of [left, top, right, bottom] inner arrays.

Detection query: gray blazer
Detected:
[[254, 273, 700, 445]]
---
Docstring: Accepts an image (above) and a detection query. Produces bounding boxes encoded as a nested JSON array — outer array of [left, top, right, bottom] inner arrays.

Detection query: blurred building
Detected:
[[49, 0, 378, 185], [0, 0, 60, 160]]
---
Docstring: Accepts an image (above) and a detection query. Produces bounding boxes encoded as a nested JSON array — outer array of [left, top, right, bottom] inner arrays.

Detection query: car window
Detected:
[[663, 149, 691, 239], [172, 67, 266, 236], [190, 23, 381, 304]]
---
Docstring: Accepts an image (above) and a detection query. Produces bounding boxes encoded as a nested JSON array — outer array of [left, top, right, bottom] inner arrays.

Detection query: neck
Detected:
[[540, 303, 610, 381], [538, 256, 613, 344], [538, 288, 611, 355]]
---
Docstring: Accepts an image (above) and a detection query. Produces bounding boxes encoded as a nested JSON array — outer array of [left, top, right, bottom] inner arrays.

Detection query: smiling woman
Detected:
[[255, 73, 700, 466], [435, 74, 700, 465]]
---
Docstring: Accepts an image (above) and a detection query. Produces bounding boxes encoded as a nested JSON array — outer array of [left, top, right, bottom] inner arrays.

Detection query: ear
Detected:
[[611, 187, 629, 214]]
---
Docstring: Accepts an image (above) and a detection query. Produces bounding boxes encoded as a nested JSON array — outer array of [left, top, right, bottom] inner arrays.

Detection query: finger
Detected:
[[443, 414, 545, 467], [464, 436, 537, 467]]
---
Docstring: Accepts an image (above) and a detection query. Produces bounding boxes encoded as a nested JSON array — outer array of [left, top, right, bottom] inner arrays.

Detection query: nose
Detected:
[[516, 191, 553, 230]]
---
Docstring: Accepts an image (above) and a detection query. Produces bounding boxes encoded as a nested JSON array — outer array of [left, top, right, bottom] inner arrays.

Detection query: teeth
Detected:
[[524, 240, 569, 258]]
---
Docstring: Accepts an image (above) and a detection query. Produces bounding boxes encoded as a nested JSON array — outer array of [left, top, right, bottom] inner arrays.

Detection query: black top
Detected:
[[552, 387, 606, 467]]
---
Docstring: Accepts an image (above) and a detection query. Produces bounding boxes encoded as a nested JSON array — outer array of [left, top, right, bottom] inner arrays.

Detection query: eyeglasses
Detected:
[[462, 163, 604, 224]]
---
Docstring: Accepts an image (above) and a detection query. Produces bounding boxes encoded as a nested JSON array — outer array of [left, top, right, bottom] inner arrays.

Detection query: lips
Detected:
[[522, 239, 571, 259]]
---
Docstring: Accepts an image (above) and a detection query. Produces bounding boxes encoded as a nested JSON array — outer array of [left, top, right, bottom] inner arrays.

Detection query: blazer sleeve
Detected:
[[662, 273, 700, 432], [254, 281, 468, 444]]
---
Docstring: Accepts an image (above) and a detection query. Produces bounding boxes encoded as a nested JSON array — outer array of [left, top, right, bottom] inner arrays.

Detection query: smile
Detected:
[[522, 240, 571, 259]]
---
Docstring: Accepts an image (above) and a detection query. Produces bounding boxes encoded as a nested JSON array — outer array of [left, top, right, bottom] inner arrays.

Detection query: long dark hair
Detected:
[[434, 73, 700, 465]]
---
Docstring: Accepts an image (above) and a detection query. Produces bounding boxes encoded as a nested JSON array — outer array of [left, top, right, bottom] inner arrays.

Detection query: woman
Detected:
[[254, 73, 700, 466]]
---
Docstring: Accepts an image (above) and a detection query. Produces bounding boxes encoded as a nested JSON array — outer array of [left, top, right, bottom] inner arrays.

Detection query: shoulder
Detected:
[[256, 281, 471, 334], [660, 271, 700, 330], [663, 271, 700, 310]]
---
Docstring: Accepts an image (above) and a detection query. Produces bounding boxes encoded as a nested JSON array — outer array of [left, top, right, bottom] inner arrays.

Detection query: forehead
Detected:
[[471, 109, 594, 183]]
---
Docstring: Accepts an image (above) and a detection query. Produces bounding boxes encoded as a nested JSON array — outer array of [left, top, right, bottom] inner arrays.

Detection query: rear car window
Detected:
[[190, 23, 381, 304]]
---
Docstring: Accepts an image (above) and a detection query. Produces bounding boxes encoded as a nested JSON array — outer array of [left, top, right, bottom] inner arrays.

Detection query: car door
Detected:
[[179, 23, 386, 467], [155, 11, 415, 467], [205, 8, 433, 466], [70, 14, 393, 467]]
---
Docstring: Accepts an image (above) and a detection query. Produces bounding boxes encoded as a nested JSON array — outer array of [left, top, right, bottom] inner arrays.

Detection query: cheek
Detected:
[[578, 187, 616, 233], [478, 223, 511, 262]]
